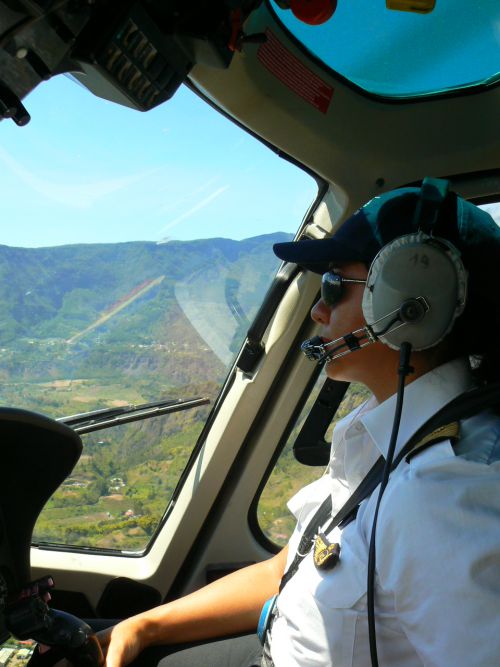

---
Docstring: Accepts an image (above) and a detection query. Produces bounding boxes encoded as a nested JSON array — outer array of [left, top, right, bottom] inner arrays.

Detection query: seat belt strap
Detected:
[[279, 456, 385, 592], [279, 422, 457, 591]]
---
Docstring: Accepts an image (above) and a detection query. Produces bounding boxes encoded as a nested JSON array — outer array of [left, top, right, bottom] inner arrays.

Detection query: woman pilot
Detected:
[[46, 180, 500, 667]]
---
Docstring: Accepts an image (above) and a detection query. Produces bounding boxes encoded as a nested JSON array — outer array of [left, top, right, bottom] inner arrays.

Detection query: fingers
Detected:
[[100, 624, 135, 667], [103, 641, 121, 667], [95, 626, 114, 659], [96, 618, 143, 667], [37, 644, 52, 655]]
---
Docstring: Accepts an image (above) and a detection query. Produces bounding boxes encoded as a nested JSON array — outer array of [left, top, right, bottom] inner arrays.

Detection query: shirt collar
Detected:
[[359, 357, 474, 461]]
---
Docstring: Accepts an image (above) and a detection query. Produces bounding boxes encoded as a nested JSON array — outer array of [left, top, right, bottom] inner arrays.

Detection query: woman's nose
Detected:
[[311, 298, 332, 325]]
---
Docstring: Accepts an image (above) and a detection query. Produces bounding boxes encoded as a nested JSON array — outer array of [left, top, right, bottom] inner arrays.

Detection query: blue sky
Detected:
[[2, 49, 497, 250], [0, 75, 318, 248]]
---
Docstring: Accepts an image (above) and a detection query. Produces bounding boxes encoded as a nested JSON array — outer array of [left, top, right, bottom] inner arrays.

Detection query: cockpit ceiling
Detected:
[[190, 4, 500, 203]]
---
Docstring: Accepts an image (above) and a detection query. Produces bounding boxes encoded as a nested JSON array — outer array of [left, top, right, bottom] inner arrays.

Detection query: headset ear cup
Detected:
[[362, 233, 467, 351]]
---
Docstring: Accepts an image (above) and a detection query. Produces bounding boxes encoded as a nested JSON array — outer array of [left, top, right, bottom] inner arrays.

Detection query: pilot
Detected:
[[45, 182, 500, 667]]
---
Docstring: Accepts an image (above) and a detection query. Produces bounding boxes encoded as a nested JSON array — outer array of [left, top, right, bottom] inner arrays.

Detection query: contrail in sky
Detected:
[[159, 176, 219, 214], [159, 185, 229, 235]]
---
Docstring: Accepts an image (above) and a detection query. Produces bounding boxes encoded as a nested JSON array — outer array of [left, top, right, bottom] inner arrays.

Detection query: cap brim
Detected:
[[273, 238, 366, 274], [273, 203, 379, 273]]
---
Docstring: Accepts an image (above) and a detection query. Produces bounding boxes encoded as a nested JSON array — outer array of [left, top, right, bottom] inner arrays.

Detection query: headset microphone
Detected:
[[301, 330, 373, 364], [301, 307, 403, 365], [302, 294, 424, 365]]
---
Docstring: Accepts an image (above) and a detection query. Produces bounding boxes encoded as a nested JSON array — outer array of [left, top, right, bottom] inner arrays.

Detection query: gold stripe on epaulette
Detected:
[[406, 421, 460, 462]]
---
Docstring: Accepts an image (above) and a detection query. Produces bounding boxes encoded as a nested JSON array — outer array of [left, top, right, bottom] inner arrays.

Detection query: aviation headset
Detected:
[[362, 179, 467, 351], [301, 177, 468, 362]]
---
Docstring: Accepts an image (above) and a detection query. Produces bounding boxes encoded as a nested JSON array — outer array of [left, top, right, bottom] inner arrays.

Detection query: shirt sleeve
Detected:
[[375, 442, 500, 667]]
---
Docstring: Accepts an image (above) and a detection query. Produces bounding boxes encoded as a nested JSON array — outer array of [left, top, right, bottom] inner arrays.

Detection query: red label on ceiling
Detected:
[[257, 29, 334, 114]]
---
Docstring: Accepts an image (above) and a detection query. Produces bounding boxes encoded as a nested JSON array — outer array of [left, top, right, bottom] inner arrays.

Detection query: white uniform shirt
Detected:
[[269, 358, 500, 667]]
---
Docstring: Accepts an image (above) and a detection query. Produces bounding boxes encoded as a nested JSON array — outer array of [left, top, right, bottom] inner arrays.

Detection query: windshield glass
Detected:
[[0, 75, 317, 551], [269, 0, 500, 98]]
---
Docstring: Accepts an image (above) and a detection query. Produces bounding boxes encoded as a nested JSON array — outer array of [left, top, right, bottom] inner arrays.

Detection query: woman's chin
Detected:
[[325, 357, 350, 382]]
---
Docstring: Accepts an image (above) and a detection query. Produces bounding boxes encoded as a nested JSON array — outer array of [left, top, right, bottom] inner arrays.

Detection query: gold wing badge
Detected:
[[314, 531, 341, 570]]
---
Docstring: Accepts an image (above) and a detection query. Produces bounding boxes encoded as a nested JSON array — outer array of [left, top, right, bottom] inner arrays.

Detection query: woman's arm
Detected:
[[100, 546, 288, 667]]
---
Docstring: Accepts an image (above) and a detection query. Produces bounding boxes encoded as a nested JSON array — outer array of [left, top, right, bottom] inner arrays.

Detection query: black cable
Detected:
[[367, 342, 413, 667]]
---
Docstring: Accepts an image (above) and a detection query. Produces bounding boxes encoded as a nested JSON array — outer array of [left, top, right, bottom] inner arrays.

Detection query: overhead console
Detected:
[[0, 0, 262, 125]]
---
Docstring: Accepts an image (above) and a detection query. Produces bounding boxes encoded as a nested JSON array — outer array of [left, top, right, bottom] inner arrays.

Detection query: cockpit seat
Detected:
[[0, 408, 82, 643]]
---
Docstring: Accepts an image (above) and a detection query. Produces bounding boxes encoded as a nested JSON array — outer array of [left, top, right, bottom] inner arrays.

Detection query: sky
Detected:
[[0, 75, 318, 248], [1, 68, 498, 249]]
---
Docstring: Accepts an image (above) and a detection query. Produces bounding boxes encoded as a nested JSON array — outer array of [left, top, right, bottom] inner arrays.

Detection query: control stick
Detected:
[[5, 577, 104, 667]]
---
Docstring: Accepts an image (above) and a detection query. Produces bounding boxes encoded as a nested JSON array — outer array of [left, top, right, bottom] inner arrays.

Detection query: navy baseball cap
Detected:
[[273, 185, 500, 275]]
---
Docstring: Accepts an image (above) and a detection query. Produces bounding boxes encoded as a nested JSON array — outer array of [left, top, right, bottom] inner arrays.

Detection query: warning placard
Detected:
[[258, 29, 334, 114]]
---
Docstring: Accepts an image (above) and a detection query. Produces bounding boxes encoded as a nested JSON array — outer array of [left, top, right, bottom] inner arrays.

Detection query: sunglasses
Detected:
[[321, 271, 367, 307]]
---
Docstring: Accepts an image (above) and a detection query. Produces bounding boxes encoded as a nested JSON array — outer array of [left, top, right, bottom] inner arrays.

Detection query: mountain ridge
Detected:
[[0, 232, 292, 347], [0, 232, 293, 412]]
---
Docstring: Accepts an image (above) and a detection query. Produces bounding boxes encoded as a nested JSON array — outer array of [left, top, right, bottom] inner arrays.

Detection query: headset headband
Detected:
[[413, 177, 450, 235]]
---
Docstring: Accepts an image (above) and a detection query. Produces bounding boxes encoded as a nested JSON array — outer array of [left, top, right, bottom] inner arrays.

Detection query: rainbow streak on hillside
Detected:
[[67, 275, 165, 344]]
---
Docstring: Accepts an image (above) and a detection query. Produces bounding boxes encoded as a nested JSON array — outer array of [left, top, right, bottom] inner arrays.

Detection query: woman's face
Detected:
[[310, 260, 454, 401], [310, 261, 387, 385]]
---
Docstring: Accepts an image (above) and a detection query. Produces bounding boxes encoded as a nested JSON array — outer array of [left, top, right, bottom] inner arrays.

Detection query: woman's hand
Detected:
[[97, 617, 147, 667], [84, 546, 288, 667]]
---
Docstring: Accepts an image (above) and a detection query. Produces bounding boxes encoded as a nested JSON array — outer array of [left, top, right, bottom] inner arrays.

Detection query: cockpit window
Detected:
[[0, 74, 317, 553], [269, 0, 500, 98]]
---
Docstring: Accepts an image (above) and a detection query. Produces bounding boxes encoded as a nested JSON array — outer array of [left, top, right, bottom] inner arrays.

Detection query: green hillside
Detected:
[[0, 233, 371, 552], [0, 233, 289, 347], [0, 233, 290, 400], [3, 232, 325, 551]]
